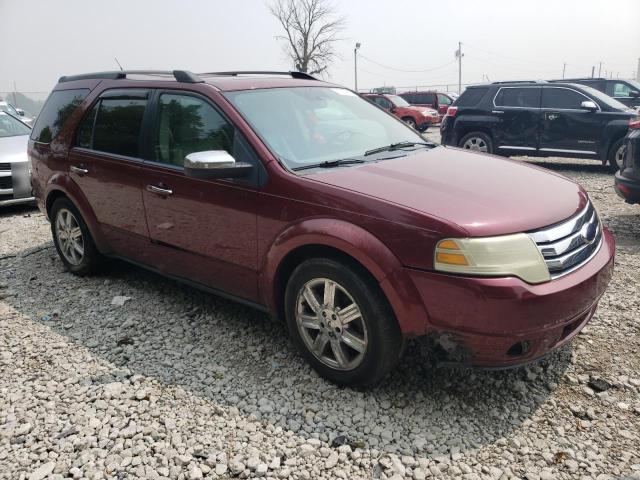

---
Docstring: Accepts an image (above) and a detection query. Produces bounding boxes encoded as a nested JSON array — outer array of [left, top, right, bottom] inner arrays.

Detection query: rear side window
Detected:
[[417, 93, 436, 104], [542, 88, 590, 110], [437, 93, 452, 106], [494, 88, 540, 108], [455, 87, 488, 107], [76, 90, 149, 157], [30, 89, 89, 143]]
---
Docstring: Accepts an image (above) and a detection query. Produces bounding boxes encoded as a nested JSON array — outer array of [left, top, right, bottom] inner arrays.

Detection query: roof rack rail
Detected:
[[491, 80, 548, 84], [58, 70, 204, 84], [201, 71, 317, 81], [549, 77, 606, 82]]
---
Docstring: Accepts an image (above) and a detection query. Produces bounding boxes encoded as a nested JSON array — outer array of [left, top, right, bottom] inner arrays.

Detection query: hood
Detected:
[[0, 134, 29, 163], [304, 146, 587, 237]]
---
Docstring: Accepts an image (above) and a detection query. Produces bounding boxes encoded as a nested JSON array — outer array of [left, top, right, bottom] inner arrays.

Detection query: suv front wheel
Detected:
[[459, 131, 493, 154], [284, 258, 403, 387]]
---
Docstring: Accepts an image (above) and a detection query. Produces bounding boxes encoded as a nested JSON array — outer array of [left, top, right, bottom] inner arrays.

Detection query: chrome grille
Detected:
[[528, 202, 602, 278], [0, 163, 11, 171]]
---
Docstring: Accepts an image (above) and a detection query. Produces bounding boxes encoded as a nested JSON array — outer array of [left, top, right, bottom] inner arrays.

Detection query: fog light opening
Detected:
[[506, 340, 531, 357]]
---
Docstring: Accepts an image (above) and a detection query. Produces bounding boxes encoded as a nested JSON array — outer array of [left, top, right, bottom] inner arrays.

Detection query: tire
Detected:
[[50, 197, 103, 275], [607, 138, 626, 172], [459, 131, 493, 154], [402, 117, 417, 130], [284, 258, 403, 387]]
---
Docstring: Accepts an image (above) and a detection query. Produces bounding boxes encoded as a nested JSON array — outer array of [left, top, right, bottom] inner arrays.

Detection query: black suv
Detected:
[[440, 81, 637, 170], [549, 78, 640, 110], [614, 118, 640, 203]]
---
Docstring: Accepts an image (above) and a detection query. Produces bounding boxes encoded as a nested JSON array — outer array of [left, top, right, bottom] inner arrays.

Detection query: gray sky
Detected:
[[1, 0, 639, 94]]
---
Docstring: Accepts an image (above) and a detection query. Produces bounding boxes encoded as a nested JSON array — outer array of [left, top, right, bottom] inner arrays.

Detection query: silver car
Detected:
[[0, 111, 33, 206]]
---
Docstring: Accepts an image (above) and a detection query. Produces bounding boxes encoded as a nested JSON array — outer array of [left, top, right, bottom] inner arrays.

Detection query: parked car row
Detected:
[[26, 70, 616, 386]]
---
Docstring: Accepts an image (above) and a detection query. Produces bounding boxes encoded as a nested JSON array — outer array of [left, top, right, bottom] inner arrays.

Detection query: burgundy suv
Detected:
[[30, 70, 615, 386]]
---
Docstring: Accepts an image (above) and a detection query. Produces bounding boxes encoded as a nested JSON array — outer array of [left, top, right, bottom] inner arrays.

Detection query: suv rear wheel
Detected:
[[608, 138, 626, 172], [284, 258, 403, 387], [459, 131, 493, 154], [51, 197, 103, 275]]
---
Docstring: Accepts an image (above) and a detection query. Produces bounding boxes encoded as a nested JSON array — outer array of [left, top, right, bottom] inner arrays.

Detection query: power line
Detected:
[[358, 54, 456, 73]]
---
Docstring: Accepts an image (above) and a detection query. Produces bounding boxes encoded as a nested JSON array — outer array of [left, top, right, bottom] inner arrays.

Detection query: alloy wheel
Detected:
[[614, 144, 626, 170], [55, 208, 85, 265], [462, 137, 488, 152], [295, 278, 368, 371], [403, 118, 416, 129]]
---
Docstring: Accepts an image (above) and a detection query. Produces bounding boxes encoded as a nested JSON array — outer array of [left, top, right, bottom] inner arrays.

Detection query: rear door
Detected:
[[139, 90, 261, 301], [539, 86, 603, 156], [491, 87, 541, 152], [68, 89, 150, 259]]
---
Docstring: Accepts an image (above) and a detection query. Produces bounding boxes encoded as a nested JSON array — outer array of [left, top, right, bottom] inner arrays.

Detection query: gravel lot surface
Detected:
[[1, 138, 639, 479]]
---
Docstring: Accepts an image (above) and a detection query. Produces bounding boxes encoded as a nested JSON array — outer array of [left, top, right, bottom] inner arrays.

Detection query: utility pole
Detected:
[[598, 61, 603, 77], [591, 66, 595, 78], [637, 58, 640, 81], [12, 81, 17, 107], [354, 42, 361, 92], [562, 62, 567, 79], [455, 42, 463, 94]]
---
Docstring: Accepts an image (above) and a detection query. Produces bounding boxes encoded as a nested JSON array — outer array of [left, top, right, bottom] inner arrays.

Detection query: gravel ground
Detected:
[[1, 142, 639, 479]]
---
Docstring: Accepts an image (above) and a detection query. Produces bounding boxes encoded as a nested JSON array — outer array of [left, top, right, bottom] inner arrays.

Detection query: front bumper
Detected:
[[405, 228, 615, 367], [0, 166, 34, 207]]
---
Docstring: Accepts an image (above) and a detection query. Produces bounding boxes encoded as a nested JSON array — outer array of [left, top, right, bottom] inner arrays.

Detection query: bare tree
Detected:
[[269, 0, 345, 75]]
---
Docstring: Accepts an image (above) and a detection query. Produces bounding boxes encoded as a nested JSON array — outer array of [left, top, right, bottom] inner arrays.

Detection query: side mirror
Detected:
[[629, 90, 640, 98], [184, 150, 253, 179], [580, 100, 598, 111], [389, 106, 397, 113]]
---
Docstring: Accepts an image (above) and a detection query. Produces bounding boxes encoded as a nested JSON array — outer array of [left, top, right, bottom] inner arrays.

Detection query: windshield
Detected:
[[0, 103, 19, 116], [578, 84, 630, 111], [0, 112, 31, 137], [225, 87, 425, 170], [387, 95, 410, 107], [627, 79, 640, 91]]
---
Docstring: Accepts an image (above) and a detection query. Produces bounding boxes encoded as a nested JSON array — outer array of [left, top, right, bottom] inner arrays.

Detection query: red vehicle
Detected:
[[399, 91, 455, 118], [30, 70, 614, 387], [361, 93, 439, 131]]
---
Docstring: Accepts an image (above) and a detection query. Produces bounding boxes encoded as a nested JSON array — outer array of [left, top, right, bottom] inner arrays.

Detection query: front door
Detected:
[[140, 91, 260, 301], [68, 89, 150, 259], [539, 87, 603, 157], [491, 86, 541, 152]]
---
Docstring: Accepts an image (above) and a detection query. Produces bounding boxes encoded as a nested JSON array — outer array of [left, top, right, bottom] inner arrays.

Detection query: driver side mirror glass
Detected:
[[184, 150, 253, 179], [580, 100, 598, 111]]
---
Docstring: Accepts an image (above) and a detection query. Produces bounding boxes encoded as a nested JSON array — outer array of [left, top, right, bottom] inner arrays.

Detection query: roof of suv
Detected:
[[56, 70, 335, 92]]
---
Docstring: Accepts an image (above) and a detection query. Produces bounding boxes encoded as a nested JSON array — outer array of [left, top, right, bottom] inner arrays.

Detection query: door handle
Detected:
[[146, 184, 173, 196], [70, 165, 89, 175], [546, 113, 560, 121], [491, 110, 504, 114]]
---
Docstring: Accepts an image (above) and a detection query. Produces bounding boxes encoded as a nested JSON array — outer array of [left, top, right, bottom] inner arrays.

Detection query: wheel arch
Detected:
[[261, 219, 430, 336], [44, 175, 110, 253]]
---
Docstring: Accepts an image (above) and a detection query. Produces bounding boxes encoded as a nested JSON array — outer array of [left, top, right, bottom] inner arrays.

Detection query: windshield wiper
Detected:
[[364, 141, 435, 156], [292, 158, 366, 171]]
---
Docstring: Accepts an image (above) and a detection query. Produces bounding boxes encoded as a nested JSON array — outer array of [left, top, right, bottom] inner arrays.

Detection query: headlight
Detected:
[[434, 234, 550, 284]]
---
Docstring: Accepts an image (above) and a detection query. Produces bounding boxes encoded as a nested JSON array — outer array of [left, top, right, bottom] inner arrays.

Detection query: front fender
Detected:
[[45, 174, 110, 253], [261, 218, 431, 336]]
